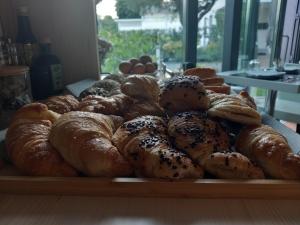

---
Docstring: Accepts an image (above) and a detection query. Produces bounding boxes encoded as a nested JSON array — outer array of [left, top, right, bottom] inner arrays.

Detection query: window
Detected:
[[97, 0, 183, 74], [197, 0, 225, 72]]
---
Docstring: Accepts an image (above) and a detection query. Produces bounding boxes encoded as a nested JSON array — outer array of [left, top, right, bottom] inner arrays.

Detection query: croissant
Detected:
[[124, 100, 164, 121], [121, 75, 160, 101], [5, 103, 77, 176], [112, 116, 204, 179], [43, 95, 79, 114], [159, 75, 209, 113], [168, 111, 229, 165], [208, 92, 261, 125], [236, 125, 300, 179], [78, 94, 133, 116], [203, 152, 265, 179], [49, 111, 132, 177]]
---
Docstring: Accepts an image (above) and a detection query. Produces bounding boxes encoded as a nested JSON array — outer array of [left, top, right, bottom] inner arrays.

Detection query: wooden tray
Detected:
[[1, 113, 300, 199]]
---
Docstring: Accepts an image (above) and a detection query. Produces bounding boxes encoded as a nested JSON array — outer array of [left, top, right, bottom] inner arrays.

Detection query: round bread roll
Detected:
[[139, 55, 152, 64], [145, 62, 156, 73], [129, 58, 140, 66], [159, 75, 209, 113], [132, 63, 146, 74], [119, 61, 132, 74]]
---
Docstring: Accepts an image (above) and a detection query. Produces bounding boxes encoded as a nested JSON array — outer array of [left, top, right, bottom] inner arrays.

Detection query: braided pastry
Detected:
[[112, 116, 204, 179], [236, 125, 300, 179], [121, 75, 160, 101], [5, 103, 77, 176], [168, 111, 229, 165], [208, 92, 261, 125], [49, 111, 132, 177], [44, 95, 79, 114], [159, 75, 209, 113]]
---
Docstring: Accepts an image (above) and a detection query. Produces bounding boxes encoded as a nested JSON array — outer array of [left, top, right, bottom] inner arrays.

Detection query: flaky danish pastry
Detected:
[[78, 94, 133, 116], [208, 92, 261, 125], [159, 75, 209, 113], [121, 75, 160, 101], [236, 125, 300, 179], [6, 103, 77, 176], [112, 116, 204, 179], [168, 111, 229, 165], [44, 95, 79, 114], [203, 152, 265, 179], [49, 111, 132, 177]]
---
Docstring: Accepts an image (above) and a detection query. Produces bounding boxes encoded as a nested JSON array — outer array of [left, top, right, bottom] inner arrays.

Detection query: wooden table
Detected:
[[1, 114, 300, 224], [1, 194, 300, 225]]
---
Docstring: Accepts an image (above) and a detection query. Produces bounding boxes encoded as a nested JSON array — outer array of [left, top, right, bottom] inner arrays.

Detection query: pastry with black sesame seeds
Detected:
[[168, 111, 229, 166], [112, 116, 204, 179], [159, 75, 209, 113], [203, 152, 265, 179]]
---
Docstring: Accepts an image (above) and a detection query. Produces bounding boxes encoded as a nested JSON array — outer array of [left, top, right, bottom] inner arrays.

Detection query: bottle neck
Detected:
[[16, 15, 37, 43]]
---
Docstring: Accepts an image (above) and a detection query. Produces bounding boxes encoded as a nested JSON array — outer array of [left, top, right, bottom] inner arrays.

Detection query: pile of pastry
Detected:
[[4, 69, 300, 180]]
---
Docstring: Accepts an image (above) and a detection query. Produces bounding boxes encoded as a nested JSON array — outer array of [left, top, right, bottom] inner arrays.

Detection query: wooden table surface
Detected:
[[0, 194, 300, 225]]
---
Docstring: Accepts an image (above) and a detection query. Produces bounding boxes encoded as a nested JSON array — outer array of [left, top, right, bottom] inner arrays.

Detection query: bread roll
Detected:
[[236, 125, 300, 179], [184, 67, 216, 79], [159, 75, 209, 113], [119, 61, 132, 74], [132, 63, 146, 74], [49, 111, 132, 176]]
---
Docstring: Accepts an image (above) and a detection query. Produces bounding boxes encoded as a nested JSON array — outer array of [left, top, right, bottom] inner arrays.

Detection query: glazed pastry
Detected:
[[44, 95, 79, 114], [201, 77, 224, 86], [124, 100, 164, 121], [49, 111, 132, 177], [236, 125, 300, 179], [205, 84, 231, 95], [203, 152, 265, 179], [5, 103, 77, 176], [208, 92, 261, 125], [159, 75, 209, 113], [236, 91, 257, 110], [78, 94, 133, 116], [121, 75, 160, 101], [168, 111, 229, 165], [112, 116, 204, 179]]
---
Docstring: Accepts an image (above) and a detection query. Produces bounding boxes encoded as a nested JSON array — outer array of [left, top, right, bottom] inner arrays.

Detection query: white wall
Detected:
[[0, 0, 100, 84]]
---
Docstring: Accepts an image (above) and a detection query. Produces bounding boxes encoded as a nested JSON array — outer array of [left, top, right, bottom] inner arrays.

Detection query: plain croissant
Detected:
[[236, 125, 300, 179], [49, 111, 132, 177], [5, 103, 77, 176]]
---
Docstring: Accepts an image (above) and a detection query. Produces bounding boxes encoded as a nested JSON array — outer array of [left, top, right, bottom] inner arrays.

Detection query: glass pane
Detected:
[[96, 0, 183, 74], [238, 0, 281, 97], [238, 0, 279, 70], [196, 0, 225, 72]]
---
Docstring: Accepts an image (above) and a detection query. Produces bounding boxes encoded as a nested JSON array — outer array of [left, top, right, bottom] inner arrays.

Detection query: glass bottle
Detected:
[[30, 39, 64, 100], [15, 6, 38, 66]]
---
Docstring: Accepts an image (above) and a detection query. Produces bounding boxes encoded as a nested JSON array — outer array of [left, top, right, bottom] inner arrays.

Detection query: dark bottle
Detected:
[[16, 6, 38, 66], [30, 40, 64, 100]]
